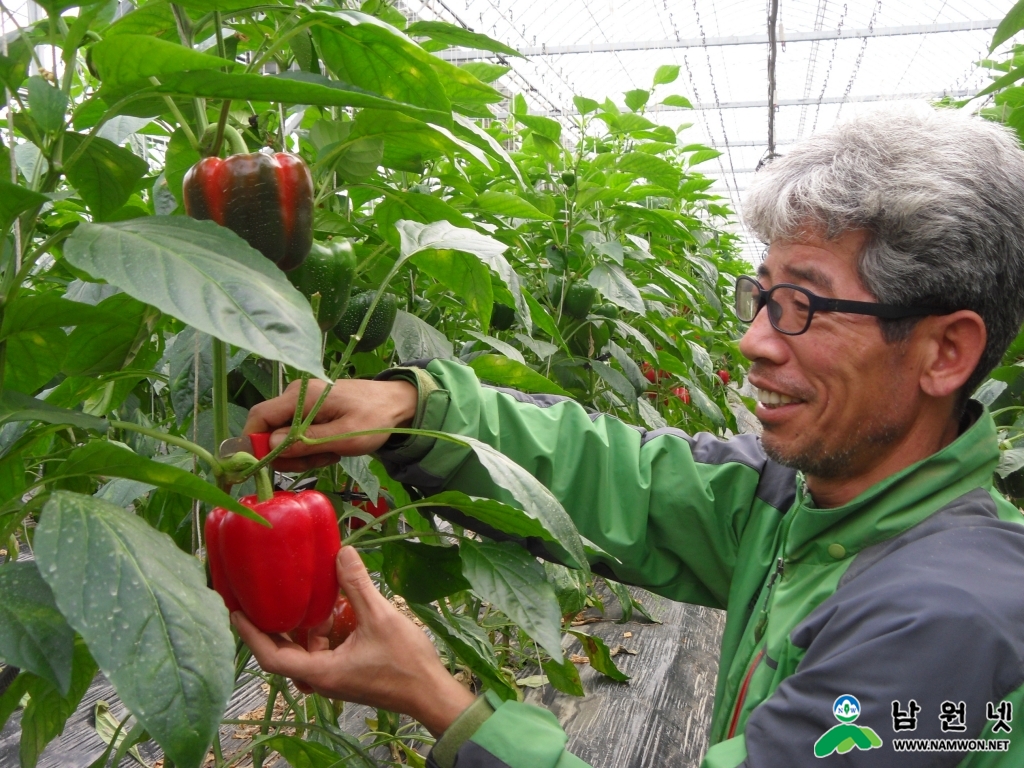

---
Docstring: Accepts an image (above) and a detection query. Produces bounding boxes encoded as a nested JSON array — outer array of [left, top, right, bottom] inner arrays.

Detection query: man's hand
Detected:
[[243, 378, 418, 472], [232, 547, 476, 737]]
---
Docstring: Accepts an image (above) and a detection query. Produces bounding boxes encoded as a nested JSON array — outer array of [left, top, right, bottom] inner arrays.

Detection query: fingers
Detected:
[[231, 611, 321, 682], [335, 547, 388, 618], [244, 379, 331, 436]]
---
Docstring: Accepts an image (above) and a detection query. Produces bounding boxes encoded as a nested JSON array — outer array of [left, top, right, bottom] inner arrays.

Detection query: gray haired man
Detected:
[[236, 108, 1024, 767]]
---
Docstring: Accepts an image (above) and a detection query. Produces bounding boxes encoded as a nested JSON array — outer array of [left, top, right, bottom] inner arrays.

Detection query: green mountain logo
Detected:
[[814, 695, 883, 758]]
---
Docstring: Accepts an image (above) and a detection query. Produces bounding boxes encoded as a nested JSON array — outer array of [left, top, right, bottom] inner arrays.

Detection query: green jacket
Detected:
[[375, 359, 1024, 767]]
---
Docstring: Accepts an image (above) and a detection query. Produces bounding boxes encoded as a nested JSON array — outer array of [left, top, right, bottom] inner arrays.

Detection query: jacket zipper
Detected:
[[726, 557, 786, 740]]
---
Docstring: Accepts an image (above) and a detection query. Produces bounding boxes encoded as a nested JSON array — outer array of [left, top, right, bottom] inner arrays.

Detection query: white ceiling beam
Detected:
[[514, 88, 978, 116], [437, 20, 999, 60]]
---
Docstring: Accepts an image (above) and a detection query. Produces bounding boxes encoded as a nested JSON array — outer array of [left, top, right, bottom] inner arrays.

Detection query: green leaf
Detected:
[[460, 539, 564, 661], [52, 441, 264, 523], [3, 326, 66, 394], [64, 294, 157, 376], [90, 35, 234, 87], [26, 76, 68, 132], [383, 541, 470, 603], [618, 151, 679, 190], [396, 218, 508, 261], [36, 491, 235, 768], [623, 88, 650, 112], [524, 291, 563, 345], [592, 360, 637, 402], [0, 562, 75, 694], [473, 190, 553, 220], [124, 70, 449, 126], [412, 248, 493, 328], [689, 148, 722, 166], [105, 0, 178, 39], [688, 383, 726, 427], [603, 577, 634, 623], [573, 95, 599, 115], [63, 133, 148, 220], [469, 354, 570, 397], [390, 309, 454, 362], [653, 64, 680, 86], [0, 390, 106, 431], [992, 0, 1024, 51], [0, 181, 47, 235], [264, 735, 359, 768], [408, 602, 517, 700], [312, 15, 450, 112], [515, 114, 562, 142], [13, 638, 98, 768], [406, 20, 523, 57], [545, 560, 588, 617], [63, 217, 326, 378], [542, 656, 585, 696], [460, 62, 511, 83], [588, 263, 646, 314], [465, 331, 525, 364], [661, 94, 692, 108], [567, 630, 630, 681], [351, 110, 491, 171], [164, 128, 200, 208]]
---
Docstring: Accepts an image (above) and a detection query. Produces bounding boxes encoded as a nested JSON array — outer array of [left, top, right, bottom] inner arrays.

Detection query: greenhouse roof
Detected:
[[401, 0, 1013, 260]]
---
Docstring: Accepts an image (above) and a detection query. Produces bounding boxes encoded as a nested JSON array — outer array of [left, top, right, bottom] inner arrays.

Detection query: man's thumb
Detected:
[[336, 546, 380, 615]]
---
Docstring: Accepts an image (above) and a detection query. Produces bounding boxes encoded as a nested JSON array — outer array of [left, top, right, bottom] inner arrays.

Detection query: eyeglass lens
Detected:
[[735, 279, 811, 334]]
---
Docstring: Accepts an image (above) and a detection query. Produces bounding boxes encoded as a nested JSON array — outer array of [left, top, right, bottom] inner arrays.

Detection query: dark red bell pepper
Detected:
[[292, 594, 358, 650], [183, 150, 314, 272], [205, 488, 341, 634]]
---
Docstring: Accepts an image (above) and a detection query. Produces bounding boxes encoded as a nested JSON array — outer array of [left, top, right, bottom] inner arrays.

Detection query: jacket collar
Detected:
[[782, 401, 999, 564]]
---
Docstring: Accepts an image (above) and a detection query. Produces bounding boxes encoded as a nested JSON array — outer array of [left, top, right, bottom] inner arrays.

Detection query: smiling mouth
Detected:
[[757, 387, 805, 409]]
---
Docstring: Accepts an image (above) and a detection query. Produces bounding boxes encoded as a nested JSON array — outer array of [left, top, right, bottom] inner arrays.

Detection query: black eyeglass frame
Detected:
[[734, 275, 951, 336]]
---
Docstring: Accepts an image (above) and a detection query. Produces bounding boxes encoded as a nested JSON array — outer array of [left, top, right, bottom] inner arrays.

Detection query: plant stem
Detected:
[[254, 466, 274, 502], [211, 338, 229, 466], [251, 674, 281, 768], [109, 420, 220, 470]]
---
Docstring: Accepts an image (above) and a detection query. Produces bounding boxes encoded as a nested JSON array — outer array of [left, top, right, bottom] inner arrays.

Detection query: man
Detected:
[[234, 108, 1024, 766]]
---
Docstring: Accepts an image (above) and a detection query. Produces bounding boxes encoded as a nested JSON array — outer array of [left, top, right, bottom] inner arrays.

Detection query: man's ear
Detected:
[[918, 310, 987, 398]]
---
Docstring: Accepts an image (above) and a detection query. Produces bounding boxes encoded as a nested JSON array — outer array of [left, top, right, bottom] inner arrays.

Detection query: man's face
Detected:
[[738, 230, 920, 480]]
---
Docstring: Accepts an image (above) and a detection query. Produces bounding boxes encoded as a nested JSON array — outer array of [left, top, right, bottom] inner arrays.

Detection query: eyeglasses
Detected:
[[734, 276, 950, 336]]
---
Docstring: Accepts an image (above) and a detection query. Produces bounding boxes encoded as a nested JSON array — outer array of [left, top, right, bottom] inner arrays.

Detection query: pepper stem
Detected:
[[255, 466, 274, 502], [199, 123, 248, 158]]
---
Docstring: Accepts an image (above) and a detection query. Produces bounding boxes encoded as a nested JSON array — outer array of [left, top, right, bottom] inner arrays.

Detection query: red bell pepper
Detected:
[[348, 486, 390, 530], [183, 149, 314, 272], [206, 488, 341, 634], [292, 594, 358, 650]]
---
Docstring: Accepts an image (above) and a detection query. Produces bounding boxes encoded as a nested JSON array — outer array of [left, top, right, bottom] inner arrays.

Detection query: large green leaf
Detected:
[[992, 0, 1024, 51], [35, 491, 235, 768], [458, 437, 587, 573], [62, 133, 149, 220], [473, 191, 553, 220], [3, 326, 67, 393], [51, 440, 263, 522], [382, 541, 470, 603], [412, 248, 493, 328], [64, 294, 157, 376], [469, 354, 570, 397], [567, 629, 630, 681], [515, 114, 562, 142], [460, 539, 564, 661], [312, 14, 450, 112], [63, 217, 327, 378], [90, 35, 234, 87], [0, 181, 47, 235], [423, 490, 583, 567], [618, 151, 680, 190], [408, 602, 516, 700], [263, 735, 371, 768], [653, 64, 680, 86], [0, 562, 75, 694], [113, 70, 449, 126], [0, 390, 106, 431], [1, 638, 98, 768], [587, 263, 646, 314], [105, 0, 178, 38], [351, 110, 492, 171], [163, 127, 200, 208], [26, 76, 68, 132], [406, 20, 523, 57], [389, 309, 454, 362]]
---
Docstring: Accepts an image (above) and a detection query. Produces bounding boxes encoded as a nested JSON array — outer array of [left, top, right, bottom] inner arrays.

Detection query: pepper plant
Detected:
[[0, 0, 748, 765]]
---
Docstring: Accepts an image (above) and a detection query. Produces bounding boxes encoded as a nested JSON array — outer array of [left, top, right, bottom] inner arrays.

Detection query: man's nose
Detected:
[[738, 304, 789, 365]]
